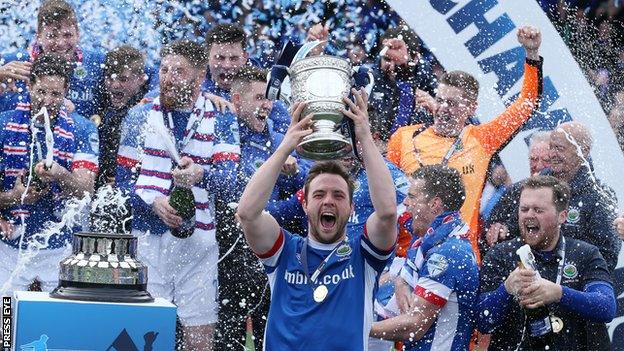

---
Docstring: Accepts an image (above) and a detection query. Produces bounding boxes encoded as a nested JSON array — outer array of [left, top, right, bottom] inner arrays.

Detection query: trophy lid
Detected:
[[74, 231, 135, 239]]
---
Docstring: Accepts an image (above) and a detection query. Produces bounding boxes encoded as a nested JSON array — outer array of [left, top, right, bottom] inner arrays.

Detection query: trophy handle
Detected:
[[352, 66, 375, 95]]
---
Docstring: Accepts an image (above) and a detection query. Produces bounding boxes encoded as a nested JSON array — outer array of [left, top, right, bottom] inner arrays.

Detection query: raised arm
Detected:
[[474, 25, 543, 153], [342, 89, 397, 251], [237, 102, 313, 254]]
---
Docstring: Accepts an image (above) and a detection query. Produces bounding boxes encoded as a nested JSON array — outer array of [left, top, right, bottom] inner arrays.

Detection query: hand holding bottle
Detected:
[[35, 160, 65, 183], [504, 267, 537, 296], [12, 172, 48, 205], [519, 278, 563, 308], [172, 156, 204, 188], [169, 159, 198, 238], [153, 196, 182, 229]]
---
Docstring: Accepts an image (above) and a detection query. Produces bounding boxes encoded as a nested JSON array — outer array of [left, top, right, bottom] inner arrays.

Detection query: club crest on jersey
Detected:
[[426, 253, 448, 277], [353, 180, 361, 191], [74, 65, 87, 80], [566, 208, 580, 224], [563, 263, 578, 279], [336, 243, 352, 258]]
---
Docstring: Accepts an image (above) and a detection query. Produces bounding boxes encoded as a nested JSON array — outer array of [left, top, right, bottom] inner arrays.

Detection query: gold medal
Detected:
[[313, 285, 328, 303], [90, 114, 102, 127], [550, 315, 564, 333]]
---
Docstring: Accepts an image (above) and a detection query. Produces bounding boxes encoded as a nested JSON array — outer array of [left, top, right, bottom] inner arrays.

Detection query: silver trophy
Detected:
[[50, 232, 153, 303], [289, 55, 356, 160]]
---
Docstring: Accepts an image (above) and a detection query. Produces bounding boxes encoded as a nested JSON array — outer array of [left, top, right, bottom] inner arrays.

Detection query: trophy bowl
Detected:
[[50, 232, 153, 303], [290, 55, 354, 160]]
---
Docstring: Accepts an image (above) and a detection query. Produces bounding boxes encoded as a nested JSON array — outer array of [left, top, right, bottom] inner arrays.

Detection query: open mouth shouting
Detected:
[[247, 108, 271, 132], [256, 109, 269, 123], [219, 72, 235, 84], [523, 221, 540, 236], [320, 211, 337, 232], [109, 90, 126, 105]]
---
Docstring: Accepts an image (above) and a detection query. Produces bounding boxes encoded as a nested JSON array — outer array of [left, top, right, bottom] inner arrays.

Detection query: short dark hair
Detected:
[[205, 24, 247, 50], [30, 54, 72, 87], [104, 45, 145, 77], [231, 66, 267, 91], [160, 40, 208, 69], [37, 0, 77, 31], [520, 175, 570, 212], [439, 71, 480, 101], [411, 165, 465, 212], [304, 161, 355, 203]]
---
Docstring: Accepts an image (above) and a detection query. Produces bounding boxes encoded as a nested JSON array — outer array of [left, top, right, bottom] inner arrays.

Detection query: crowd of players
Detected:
[[0, 1, 622, 350]]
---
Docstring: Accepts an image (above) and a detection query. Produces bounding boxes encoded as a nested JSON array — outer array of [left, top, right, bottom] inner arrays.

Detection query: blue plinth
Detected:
[[13, 291, 176, 351]]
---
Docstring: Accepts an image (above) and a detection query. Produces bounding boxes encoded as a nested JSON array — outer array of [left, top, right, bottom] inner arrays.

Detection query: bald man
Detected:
[[483, 131, 551, 251], [528, 131, 551, 176], [485, 122, 620, 273]]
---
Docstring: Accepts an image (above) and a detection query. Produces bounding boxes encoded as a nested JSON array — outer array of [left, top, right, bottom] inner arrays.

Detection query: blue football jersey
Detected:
[[347, 161, 409, 236], [258, 228, 394, 350], [404, 236, 479, 351], [0, 49, 104, 118]]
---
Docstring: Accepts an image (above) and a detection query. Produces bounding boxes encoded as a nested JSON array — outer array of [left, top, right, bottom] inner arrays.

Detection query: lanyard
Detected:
[[554, 236, 566, 285], [179, 109, 204, 152], [300, 238, 344, 285], [412, 127, 465, 168], [163, 106, 205, 156], [532, 236, 566, 285]]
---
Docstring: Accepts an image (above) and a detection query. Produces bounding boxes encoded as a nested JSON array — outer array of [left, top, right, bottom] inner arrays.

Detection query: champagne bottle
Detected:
[[169, 185, 196, 238], [524, 299, 554, 349], [22, 163, 46, 192], [516, 245, 555, 349]]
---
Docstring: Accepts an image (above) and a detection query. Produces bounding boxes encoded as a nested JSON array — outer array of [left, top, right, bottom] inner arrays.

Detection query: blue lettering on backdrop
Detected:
[[527, 77, 573, 129], [478, 46, 525, 96], [430, 0, 458, 14], [439, 0, 572, 131], [446, 0, 515, 57], [503, 78, 573, 130]]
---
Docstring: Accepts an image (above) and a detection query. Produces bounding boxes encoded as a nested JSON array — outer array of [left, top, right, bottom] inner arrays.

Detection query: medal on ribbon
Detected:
[[550, 315, 564, 333], [301, 238, 347, 304], [313, 285, 329, 303]]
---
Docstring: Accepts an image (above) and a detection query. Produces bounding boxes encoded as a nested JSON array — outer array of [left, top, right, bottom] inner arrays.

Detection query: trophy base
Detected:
[[296, 132, 353, 160], [50, 280, 154, 303]]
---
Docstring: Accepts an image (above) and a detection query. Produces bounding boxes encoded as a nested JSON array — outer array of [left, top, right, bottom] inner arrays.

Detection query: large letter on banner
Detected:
[[385, 0, 624, 344]]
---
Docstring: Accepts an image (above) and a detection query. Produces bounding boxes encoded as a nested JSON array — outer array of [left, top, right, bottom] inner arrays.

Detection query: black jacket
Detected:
[[486, 166, 621, 272]]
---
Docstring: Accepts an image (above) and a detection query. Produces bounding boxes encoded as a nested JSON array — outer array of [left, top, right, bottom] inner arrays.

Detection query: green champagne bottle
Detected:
[[517, 260, 555, 349], [169, 186, 196, 238], [525, 302, 554, 349], [22, 163, 46, 192]]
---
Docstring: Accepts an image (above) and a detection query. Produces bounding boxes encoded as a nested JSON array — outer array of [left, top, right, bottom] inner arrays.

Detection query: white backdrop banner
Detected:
[[385, 0, 624, 344]]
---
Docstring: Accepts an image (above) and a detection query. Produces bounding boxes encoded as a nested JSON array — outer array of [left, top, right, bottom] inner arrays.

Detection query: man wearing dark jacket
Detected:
[[96, 45, 148, 189], [368, 26, 437, 143], [486, 122, 621, 272], [478, 175, 616, 350]]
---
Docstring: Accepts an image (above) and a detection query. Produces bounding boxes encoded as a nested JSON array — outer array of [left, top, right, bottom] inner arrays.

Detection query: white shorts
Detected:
[[368, 337, 394, 351], [133, 229, 219, 327], [0, 243, 71, 296]]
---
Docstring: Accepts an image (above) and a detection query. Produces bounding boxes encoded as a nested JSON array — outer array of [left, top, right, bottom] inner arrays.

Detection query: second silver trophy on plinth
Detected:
[[50, 232, 153, 303]]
